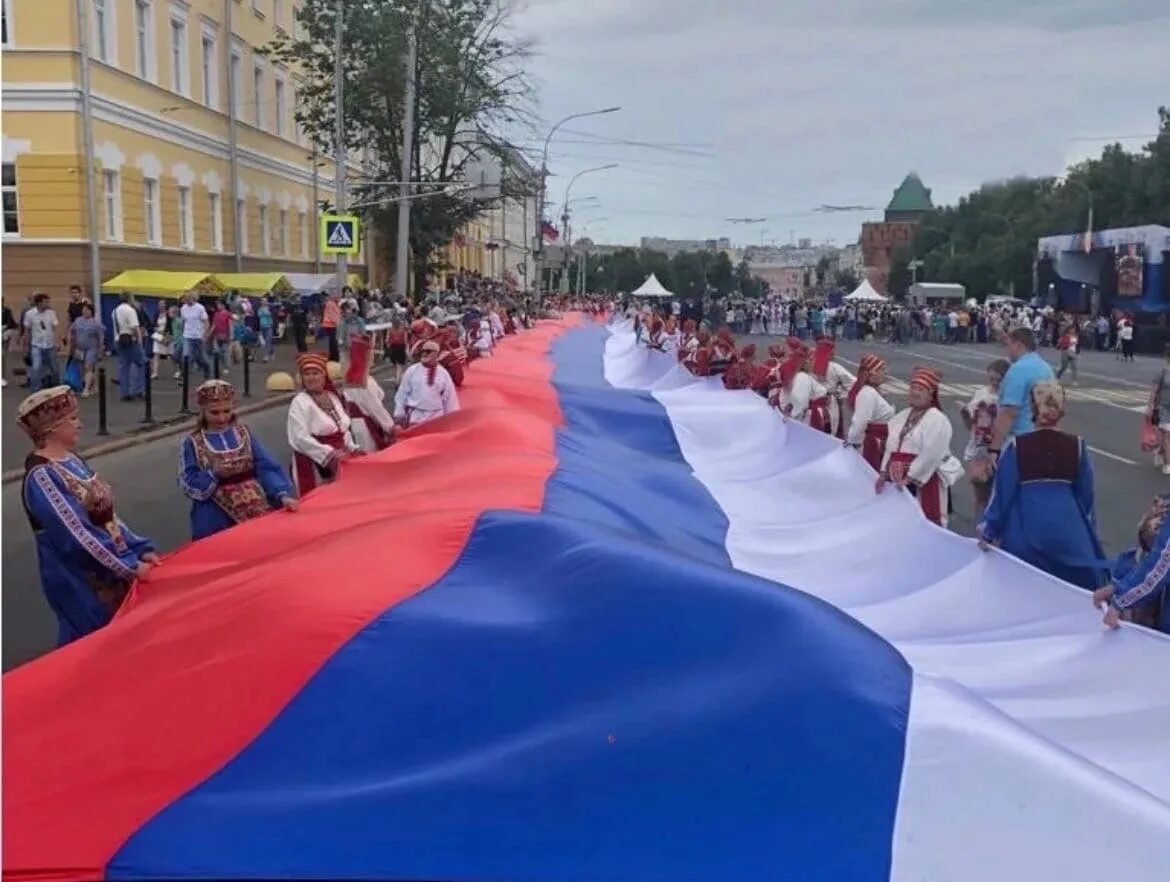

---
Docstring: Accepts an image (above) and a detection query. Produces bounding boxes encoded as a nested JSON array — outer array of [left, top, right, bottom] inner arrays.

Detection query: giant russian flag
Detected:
[[4, 316, 1169, 881]]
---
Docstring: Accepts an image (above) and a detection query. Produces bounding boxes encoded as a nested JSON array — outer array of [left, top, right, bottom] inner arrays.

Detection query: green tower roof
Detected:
[[886, 173, 933, 213]]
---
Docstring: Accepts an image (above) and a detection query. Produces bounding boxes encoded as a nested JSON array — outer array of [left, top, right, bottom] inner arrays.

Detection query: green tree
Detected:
[[268, 0, 535, 295], [836, 268, 860, 292]]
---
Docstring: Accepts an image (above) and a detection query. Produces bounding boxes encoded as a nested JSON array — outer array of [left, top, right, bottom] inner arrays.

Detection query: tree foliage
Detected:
[[267, 0, 535, 293], [902, 107, 1170, 300], [572, 249, 763, 298]]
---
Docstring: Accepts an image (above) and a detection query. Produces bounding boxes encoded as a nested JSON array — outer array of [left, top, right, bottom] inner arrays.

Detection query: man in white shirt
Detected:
[[112, 292, 145, 399], [393, 339, 459, 427], [23, 293, 60, 391], [179, 291, 212, 378]]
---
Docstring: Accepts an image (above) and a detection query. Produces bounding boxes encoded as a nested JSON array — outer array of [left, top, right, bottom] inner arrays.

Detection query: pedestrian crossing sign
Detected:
[[320, 214, 360, 255]]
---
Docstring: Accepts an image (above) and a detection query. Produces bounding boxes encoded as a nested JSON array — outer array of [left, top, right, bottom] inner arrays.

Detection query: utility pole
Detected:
[[311, 147, 321, 273], [333, 0, 348, 292], [75, 0, 101, 314], [394, 23, 417, 303], [226, 0, 242, 271]]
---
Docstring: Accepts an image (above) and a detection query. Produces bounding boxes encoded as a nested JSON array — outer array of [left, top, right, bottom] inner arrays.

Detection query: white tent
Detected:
[[844, 279, 888, 302], [631, 273, 673, 299]]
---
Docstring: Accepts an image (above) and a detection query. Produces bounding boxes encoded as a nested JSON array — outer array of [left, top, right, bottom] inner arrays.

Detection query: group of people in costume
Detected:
[[18, 306, 520, 647]]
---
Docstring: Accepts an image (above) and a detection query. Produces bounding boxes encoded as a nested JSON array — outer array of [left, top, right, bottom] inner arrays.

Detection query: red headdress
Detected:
[[716, 326, 734, 342], [786, 336, 806, 355], [195, 379, 236, 408], [847, 354, 886, 410], [778, 354, 806, 388], [909, 366, 942, 409], [767, 344, 785, 360], [739, 344, 757, 362], [682, 319, 697, 334], [811, 338, 834, 379], [410, 318, 438, 340], [297, 351, 335, 392]]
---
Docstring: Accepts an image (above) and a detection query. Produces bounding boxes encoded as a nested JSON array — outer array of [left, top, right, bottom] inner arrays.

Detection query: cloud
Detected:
[[511, 0, 1170, 245]]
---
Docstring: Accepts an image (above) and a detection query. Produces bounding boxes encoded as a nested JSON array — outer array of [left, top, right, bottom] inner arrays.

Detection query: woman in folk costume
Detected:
[[393, 337, 461, 428], [708, 327, 739, 375], [341, 333, 397, 452], [408, 317, 439, 359], [644, 317, 668, 351], [1094, 493, 1170, 633], [663, 315, 682, 355], [287, 351, 362, 495], [18, 386, 158, 646], [846, 354, 896, 472], [488, 306, 506, 340], [978, 381, 1105, 590], [682, 329, 713, 376], [771, 352, 831, 432], [752, 343, 786, 396], [723, 344, 757, 391], [811, 337, 856, 439], [438, 325, 468, 388], [878, 367, 958, 528], [677, 319, 698, 363], [467, 315, 494, 358], [180, 380, 298, 541]]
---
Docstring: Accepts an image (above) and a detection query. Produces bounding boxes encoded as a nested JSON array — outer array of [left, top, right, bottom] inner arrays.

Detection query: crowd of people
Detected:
[[15, 290, 545, 648], [635, 302, 1168, 635], [14, 286, 1167, 653]]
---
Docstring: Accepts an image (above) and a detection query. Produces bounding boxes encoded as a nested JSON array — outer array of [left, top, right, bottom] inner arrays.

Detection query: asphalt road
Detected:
[[3, 339, 1161, 671]]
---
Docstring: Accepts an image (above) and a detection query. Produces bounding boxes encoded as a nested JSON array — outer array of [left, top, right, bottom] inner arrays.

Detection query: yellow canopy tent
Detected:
[[101, 270, 223, 299], [347, 273, 365, 288], [214, 272, 294, 295]]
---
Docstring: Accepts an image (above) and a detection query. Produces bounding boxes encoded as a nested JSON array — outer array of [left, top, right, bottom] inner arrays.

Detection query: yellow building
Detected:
[[1, 0, 367, 315]]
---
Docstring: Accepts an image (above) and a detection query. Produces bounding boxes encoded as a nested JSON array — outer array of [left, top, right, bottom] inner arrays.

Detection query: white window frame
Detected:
[[252, 59, 266, 129], [273, 0, 284, 30], [102, 169, 122, 241], [229, 41, 244, 120], [298, 209, 307, 257], [2, 0, 13, 48], [178, 184, 193, 249], [143, 177, 161, 244], [237, 197, 248, 254], [292, 78, 306, 145], [251, 0, 263, 17], [2, 161, 20, 238], [169, 11, 189, 97], [134, 0, 156, 82], [278, 207, 289, 255], [93, 0, 117, 64], [199, 23, 218, 108], [209, 191, 223, 251], [259, 204, 270, 255], [273, 72, 286, 138]]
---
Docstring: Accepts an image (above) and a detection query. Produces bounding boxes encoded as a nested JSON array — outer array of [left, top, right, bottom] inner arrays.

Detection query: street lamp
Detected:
[[561, 164, 618, 246], [535, 106, 620, 260]]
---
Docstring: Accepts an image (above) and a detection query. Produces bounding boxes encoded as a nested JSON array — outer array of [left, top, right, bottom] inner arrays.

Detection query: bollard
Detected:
[[96, 367, 109, 436], [243, 346, 252, 398], [213, 349, 221, 380], [141, 368, 155, 426], [179, 356, 192, 414]]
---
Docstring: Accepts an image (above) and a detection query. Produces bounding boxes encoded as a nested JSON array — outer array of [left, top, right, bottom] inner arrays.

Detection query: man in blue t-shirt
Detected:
[[990, 327, 1055, 462]]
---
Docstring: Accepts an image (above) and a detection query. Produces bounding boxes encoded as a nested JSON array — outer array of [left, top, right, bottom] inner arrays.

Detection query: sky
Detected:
[[508, 0, 1170, 249]]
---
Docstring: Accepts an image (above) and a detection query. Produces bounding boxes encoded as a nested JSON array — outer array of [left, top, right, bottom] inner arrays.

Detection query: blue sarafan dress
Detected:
[[21, 454, 155, 646], [1112, 494, 1170, 633], [179, 424, 293, 541], [978, 428, 1106, 590]]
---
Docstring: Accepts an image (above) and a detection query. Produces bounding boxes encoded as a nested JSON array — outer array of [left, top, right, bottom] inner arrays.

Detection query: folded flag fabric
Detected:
[[541, 220, 560, 242], [3, 316, 1168, 882]]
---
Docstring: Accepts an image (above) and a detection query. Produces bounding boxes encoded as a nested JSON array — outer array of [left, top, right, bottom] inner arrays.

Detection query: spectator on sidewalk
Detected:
[[989, 327, 1054, 455], [180, 291, 212, 379], [321, 290, 342, 362], [1117, 314, 1135, 362], [1055, 323, 1079, 385], [112, 292, 145, 401], [258, 299, 275, 362], [23, 293, 60, 391], [210, 300, 233, 375], [68, 303, 103, 397], [3, 300, 19, 387], [65, 284, 90, 343]]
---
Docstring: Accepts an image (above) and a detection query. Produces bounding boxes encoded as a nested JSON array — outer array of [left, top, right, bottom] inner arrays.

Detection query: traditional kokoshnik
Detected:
[[882, 366, 954, 527], [846, 354, 895, 472], [287, 351, 359, 495]]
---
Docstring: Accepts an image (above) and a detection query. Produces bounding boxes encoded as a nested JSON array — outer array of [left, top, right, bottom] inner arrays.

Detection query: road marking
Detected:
[[1088, 446, 1139, 466], [915, 343, 1150, 389]]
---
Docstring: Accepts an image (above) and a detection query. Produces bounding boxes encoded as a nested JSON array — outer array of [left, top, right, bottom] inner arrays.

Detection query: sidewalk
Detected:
[[1, 342, 309, 474]]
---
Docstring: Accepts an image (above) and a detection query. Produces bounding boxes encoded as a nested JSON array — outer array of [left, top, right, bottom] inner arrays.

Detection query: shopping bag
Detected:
[[1140, 419, 1160, 453], [63, 358, 84, 392]]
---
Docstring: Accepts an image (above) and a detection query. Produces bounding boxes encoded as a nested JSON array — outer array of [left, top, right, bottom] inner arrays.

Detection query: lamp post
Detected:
[[535, 106, 620, 267], [559, 164, 618, 292]]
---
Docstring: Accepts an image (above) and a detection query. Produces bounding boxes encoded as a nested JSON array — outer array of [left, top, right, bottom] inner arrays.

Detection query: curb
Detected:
[[2, 365, 399, 486]]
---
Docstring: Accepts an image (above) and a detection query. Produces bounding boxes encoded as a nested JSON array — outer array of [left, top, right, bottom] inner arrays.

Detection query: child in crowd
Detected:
[[961, 358, 1009, 520]]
